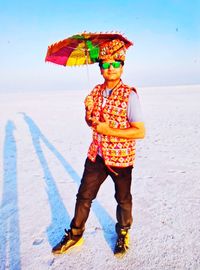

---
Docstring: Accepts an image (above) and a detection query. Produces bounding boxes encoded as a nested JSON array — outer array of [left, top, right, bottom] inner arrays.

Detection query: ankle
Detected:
[[70, 227, 84, 238], [115, 223, 130, 235]]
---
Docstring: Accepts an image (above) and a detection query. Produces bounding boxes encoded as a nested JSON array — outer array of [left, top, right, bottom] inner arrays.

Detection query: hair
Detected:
[[98, 59, 124, 68]]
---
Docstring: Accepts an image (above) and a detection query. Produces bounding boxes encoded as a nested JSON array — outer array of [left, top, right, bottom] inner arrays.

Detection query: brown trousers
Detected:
[[70, 155, 133, 235]]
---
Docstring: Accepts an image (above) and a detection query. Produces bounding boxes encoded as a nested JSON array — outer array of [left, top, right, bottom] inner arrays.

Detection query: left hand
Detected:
[[93, 115, 111, 136]]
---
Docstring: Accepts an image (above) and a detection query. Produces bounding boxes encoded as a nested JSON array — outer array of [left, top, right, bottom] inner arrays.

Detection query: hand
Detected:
[[84, 95, 94, 112], [93, 116, 112, 136]]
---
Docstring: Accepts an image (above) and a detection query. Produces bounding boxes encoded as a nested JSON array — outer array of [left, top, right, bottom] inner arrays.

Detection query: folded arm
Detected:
[[84, 94, 145, 139], [94, 117, 145, 139]]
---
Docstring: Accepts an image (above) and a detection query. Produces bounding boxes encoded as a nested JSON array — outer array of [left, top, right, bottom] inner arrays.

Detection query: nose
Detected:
[[108, 63, 114, 70]]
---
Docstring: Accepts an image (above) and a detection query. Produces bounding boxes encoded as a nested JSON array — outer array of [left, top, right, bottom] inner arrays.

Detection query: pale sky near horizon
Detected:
[[0, 0, 199, 92]]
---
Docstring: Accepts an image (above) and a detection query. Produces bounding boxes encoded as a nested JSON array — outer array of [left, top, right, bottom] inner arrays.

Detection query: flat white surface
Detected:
[[0, 85, 200, 270]]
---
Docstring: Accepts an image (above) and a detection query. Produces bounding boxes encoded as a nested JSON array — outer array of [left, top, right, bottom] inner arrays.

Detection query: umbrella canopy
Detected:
[[45, 32, 133, 67]]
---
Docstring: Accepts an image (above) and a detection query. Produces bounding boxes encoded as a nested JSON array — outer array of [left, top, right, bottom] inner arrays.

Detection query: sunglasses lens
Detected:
[[112, 61, 121, 68], [102, 62, 110, 69]]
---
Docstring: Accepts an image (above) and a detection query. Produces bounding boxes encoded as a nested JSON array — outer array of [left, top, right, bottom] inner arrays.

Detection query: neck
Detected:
[[104, 79, 121, 89]]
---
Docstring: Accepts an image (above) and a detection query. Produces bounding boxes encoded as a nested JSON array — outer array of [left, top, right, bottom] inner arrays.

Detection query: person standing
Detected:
[[52, 38, 145, 256]]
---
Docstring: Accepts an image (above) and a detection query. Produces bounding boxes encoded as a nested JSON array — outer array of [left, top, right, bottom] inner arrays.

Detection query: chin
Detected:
[[107, 75, 119, 80]]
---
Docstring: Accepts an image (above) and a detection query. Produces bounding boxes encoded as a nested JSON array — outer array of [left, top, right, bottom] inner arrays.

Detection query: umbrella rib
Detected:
[[58, 40, 108, 53], [67, 41, 105, 51], [67, 45, 89, 52]]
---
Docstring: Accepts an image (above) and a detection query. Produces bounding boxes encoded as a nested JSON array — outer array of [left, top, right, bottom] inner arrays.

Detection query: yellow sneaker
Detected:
[[52, 229, 84, 255], [114, 229, 129, 257]]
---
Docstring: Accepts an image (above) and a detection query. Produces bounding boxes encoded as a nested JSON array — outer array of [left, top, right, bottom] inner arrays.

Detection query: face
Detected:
[[100, 60, 124, 82]]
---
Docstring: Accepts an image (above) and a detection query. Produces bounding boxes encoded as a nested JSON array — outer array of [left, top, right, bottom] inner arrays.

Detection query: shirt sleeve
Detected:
[[127, 91, 143, 123]]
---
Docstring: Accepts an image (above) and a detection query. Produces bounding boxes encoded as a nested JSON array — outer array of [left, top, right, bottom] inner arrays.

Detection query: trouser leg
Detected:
[[110, 166, 133, 231], [70, 156, 108, 233]]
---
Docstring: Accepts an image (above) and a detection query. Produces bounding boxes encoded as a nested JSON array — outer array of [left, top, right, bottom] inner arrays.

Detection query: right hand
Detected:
[[84, 95, 94, 112]]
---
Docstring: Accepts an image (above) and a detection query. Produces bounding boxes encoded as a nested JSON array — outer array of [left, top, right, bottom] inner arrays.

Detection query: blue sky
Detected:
[[0, 0, 199, 91]]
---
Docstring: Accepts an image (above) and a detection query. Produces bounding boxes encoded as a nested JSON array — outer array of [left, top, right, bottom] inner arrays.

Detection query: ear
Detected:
[[120, 65, 124, 75]]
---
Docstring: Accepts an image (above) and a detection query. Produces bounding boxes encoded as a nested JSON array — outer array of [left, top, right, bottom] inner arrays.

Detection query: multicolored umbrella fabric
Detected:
[[45, 32, 133, 67]]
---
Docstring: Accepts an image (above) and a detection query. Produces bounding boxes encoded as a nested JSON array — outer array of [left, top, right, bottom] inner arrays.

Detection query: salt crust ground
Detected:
[[0, 85, 200, 270]]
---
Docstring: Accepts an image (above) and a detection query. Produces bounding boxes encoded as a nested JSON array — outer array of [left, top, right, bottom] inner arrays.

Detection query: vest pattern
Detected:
[[87, 82, 136, 167]]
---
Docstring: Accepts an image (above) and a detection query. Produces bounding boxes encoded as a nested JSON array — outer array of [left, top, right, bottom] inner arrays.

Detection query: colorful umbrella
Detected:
[[45, 32, 133, 67]]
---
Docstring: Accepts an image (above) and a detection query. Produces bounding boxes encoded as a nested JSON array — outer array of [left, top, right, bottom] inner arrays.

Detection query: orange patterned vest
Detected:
[[87, 81, 136, 167]]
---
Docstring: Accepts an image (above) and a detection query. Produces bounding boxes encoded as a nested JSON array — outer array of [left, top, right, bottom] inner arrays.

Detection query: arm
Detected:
[[85, 111, 93, 127], [94, 118, 145, 139], [113, 121, 146, 139], [93, 89, 146, 138], [84, 95, 94, 127]]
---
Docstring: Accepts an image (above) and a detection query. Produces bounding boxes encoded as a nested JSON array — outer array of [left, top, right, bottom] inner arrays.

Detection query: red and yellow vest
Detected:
[[87, 81, 136, 167]]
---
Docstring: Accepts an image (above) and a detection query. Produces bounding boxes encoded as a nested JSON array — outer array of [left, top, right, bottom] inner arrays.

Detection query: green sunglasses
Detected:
[[101, 61, 121, 69]]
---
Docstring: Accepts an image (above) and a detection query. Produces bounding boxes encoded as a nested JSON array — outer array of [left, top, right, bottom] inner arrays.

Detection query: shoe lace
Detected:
[[117, 235, 125, 248], [60, 229, 71, 244]]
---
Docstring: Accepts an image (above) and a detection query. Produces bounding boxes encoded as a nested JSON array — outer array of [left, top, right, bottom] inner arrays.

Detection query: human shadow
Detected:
[[0, 121, 21, 270], [22, 113, 115, 250], [21, 113, 71, 247]]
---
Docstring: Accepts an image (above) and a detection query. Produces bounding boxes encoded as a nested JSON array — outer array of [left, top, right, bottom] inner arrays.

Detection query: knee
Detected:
[[115, 193, 132, 205], [76, 191, 96, 205], [76, 182, 99, 203]]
